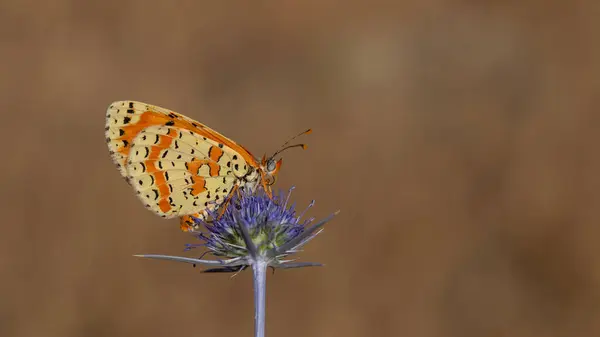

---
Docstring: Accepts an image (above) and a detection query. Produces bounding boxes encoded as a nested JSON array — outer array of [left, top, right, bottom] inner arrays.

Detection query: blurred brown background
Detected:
[[1, 1, 599, 336]]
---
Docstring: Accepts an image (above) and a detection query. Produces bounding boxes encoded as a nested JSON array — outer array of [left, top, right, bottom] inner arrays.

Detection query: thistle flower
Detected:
[[137, 186, 337, 270], [135, 186, 338, 337]]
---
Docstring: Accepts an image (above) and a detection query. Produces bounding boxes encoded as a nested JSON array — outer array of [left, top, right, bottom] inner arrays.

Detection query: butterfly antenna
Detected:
[[279, 129, 312, 150], [272, 144, 307, 158], [271, 129, 312, 158]]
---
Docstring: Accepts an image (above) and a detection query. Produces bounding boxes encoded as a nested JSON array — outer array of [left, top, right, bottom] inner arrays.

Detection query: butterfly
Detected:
[[105, 100, 310, 232]]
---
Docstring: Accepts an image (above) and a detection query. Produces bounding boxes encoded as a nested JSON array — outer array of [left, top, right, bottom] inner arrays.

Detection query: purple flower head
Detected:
[[184, 186, 338, 271]]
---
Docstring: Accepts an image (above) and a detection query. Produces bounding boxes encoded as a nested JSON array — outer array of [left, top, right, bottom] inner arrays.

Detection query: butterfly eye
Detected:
[[266, 159, 277, 172]]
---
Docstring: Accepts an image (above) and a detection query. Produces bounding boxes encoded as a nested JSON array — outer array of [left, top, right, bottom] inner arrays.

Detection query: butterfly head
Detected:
[[257, 128, 312, 197], [260, 155, 283, 185]]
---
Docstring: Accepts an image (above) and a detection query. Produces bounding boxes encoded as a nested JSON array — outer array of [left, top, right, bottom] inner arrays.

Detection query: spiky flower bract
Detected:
[[136, 186, 337, 271]]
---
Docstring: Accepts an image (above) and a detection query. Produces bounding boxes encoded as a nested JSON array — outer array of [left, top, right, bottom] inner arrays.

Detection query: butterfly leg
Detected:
[[215, 184, 240, 220]]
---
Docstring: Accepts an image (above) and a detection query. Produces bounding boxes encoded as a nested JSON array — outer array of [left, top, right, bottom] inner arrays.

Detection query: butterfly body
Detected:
[[105, 101, 283, 231]]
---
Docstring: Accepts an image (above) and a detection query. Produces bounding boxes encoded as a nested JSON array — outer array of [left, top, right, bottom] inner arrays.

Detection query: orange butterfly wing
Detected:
[[105, 101, 261, 228]]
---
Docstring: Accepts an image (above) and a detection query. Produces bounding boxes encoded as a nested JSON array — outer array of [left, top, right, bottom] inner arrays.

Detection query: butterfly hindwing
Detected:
[[126, 125, 247, 218]]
